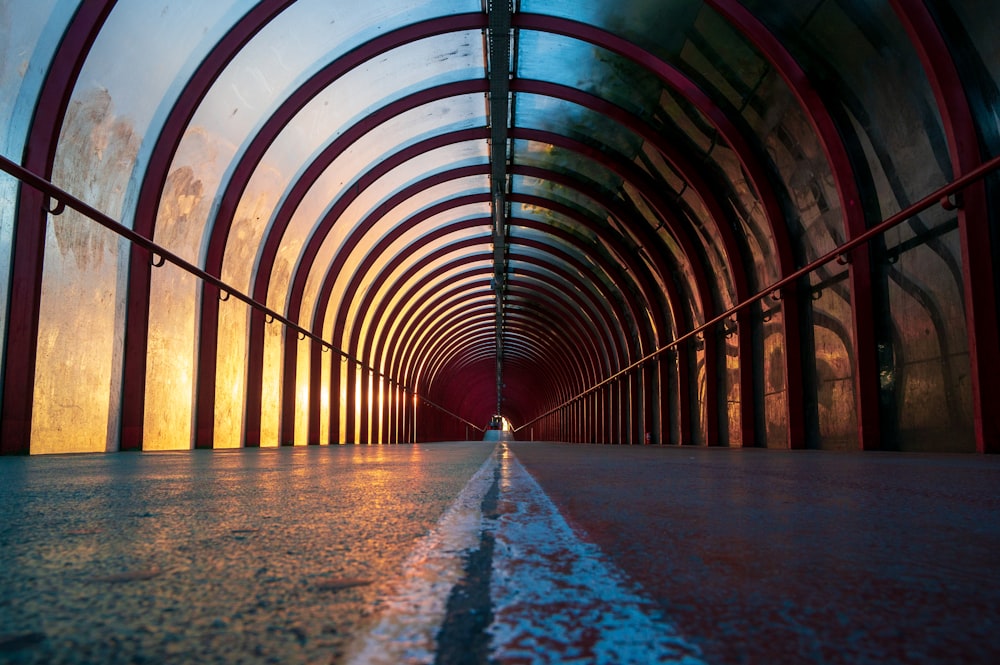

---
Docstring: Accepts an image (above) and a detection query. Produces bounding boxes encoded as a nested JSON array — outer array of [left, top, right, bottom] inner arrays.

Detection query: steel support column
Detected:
[[1, 0, 115, 454]]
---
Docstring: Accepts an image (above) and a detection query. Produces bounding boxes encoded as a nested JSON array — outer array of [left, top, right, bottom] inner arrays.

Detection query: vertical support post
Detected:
[[308, 341, 323, 445], [359, 369, 370, 444], [1, 185, 47, 455], [888, 1, 1000, 453], [782, 283, 807, 448], [737, 308, 757, 447], [280, 331, 297, 446], [194, 285, 221, 449], [659, 354, 672, 445], [643, 362, 655, 444], [345, 361, 357, 443], [330, 357, 342, 444], [704, 331, 721, 446], [243, 310, 267, 447]]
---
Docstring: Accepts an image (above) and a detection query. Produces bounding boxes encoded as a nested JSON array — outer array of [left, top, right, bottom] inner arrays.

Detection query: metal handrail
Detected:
[[514, 152, 1000, 434], [0, 153, 485, 435]]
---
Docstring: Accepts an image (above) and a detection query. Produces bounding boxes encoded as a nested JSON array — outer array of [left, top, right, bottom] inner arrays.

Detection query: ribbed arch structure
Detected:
[[1, 0, 998, 454]]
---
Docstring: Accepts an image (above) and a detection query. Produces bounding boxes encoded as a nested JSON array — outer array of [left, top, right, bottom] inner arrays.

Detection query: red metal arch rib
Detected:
[[514, 12, 812, 445], [346, 262, 489, 444], [357, 224, 635, 390], [323, 237, 487, 443], [429, 321, 588, 431], [886, 0, 999, 453], [377, 254, 620, 423], [121, 0, 295, 449], [229, 31, 736, 446], [124, 7, 480, 448], [382, 256, 620, 415], [197, 82, 489, 447], [2, 0, 117, 453], [363, 288, 492, 443], [403, 313, 583, 432], [128, 15, 489, 448], [306, 222, 488, 444], [409, 290, 597, 416], [366, 256, 608, 439], [244, 132, 489, 443], [702, 1, 879, 448], [513, 190, 693, 441], [350, 224, 633, 438], [316, 165, 683, 442], [354, 199, 656, 418], [396, 274, 620, 436], [345, 226, 640, 416], [411, 303, 600, 434], [246, 45, 748, 446]]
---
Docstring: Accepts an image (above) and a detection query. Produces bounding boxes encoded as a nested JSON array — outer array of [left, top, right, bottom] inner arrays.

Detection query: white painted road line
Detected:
[[343, 445, 500, 665], [345, 442, 703, 664], [488, 444, 705, 664]]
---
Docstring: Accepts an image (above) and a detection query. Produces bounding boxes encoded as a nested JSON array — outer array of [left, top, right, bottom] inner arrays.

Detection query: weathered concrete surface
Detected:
[[0, 443, 494, 664], [3, 441, 998, 664], [508, 442, 1000, 665]]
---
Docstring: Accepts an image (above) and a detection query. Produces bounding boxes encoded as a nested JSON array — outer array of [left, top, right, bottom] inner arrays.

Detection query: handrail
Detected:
[[0, 153, 485, 436], [514, 152, 1000, 433]]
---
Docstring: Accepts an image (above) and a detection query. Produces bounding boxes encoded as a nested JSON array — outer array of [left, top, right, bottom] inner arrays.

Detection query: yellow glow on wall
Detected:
[[366, 371, 374, 443], [354, 372, 362, 443], [259, 321, 283, 447], [31, 210, 119, 454], [144, 122, 232, 451], [377, 377, 385, 444], [294, 340, 310, 446], [214, 298, 247, 449], [320, 354, 331, 446], [145, 267, 197, 450], [31, 89, 141, 454], [338, 362, 348, 443]]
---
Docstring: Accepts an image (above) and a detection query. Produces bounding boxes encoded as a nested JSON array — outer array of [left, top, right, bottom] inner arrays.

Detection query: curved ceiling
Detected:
[[1, 0, 998, 453]]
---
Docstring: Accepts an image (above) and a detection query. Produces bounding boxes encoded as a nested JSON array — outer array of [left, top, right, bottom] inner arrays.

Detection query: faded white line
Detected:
[[343, 445, 499, 665], [488, 443, 705, 664]]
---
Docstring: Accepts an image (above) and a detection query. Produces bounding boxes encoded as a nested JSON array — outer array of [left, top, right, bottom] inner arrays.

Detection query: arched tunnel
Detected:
[[2, 1, 999, 455], [2, 4, 1000, 663]]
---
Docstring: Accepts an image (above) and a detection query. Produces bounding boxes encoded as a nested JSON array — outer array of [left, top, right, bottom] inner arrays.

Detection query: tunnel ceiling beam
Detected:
[[487, 0, 513, 416]]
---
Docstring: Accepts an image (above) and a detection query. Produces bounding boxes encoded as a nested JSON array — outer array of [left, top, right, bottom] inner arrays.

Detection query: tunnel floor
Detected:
[[1, 442, 997, 664]]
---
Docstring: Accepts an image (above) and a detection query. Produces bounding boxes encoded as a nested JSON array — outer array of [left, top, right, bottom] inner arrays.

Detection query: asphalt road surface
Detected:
[[2, 441, 997, 664]]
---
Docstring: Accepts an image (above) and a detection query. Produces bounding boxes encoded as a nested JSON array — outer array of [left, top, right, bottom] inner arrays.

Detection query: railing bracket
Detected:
[[43, 196, 65, 216], [940, 192, 963, 211]]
